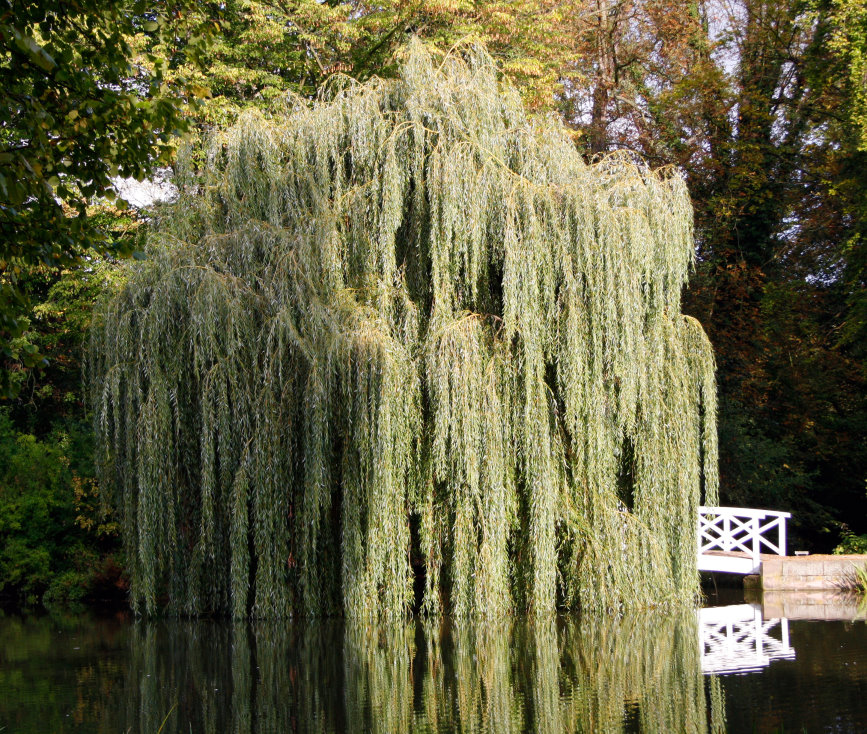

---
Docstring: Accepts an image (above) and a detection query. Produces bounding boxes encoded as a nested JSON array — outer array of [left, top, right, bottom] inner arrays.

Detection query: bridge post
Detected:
[[779, 517, 787, 557], [752, 517, 761, 569]]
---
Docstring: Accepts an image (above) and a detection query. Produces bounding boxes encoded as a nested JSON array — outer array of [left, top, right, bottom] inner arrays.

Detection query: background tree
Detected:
[[143, 0, 588, 128], [0, 0, 208, 607], [681, 0, 867, 546], [0, 0, 213, 393]]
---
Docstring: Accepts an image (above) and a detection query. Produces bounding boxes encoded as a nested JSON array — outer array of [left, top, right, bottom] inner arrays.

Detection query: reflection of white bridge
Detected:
[[698, 506, 791, 574], [699, 604, 795, 675]]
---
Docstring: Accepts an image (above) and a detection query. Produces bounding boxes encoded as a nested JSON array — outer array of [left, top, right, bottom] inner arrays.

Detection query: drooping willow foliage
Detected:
[[89, 40, 718, 619]]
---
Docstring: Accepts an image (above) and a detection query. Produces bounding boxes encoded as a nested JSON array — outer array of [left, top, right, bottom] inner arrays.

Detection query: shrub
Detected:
[[0, 409, 119, 607], [833, 525, 867, 555]]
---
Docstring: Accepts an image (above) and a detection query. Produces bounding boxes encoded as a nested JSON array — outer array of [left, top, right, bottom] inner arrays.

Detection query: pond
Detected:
[[2, 591, 866, 733]]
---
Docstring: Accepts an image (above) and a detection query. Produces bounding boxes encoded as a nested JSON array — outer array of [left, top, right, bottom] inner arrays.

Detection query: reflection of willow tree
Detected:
[[111, 621, 346, 733], [404, 615, 724, 733], [89, 41, 718, 619], [109, 613, 725, 733]]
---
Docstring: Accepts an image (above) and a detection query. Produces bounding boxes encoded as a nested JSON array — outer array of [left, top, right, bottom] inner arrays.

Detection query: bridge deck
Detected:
[[698, 550, 778, 574]]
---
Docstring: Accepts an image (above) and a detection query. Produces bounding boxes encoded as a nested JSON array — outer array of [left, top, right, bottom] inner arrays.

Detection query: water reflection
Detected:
[[341, 617, 724, 733], [2, 609, 729, 733], [699, 604, 794, 675], [7, 598, 867, 731]]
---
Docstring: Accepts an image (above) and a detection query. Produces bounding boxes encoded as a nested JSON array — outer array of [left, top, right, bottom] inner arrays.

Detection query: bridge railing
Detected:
[[698, 506, 791, 574]]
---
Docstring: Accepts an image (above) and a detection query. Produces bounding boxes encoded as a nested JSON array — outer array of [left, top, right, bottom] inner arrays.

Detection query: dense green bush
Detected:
[[0, 409, 120, 607], [833, 526, 867, 555], [832, 483, 867, 555]]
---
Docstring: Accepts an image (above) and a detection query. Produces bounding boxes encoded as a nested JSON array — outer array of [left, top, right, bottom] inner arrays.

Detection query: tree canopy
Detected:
[[0, 0, 212, 390], [89, 42, 718, 619]]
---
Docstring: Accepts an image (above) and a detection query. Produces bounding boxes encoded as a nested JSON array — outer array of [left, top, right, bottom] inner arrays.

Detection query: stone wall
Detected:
[[759, 555, 867, 591]]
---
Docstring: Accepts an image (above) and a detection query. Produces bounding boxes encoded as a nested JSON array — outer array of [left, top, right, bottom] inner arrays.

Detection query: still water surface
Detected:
[[2, 594, 866, 733]]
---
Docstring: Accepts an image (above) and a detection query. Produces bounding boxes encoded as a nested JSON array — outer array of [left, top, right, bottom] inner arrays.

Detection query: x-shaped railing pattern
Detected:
[[698, 506, 791, 570]]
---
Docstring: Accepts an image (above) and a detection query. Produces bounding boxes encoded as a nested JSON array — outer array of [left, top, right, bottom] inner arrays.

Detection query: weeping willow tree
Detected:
[[89, 40, 718, 619]]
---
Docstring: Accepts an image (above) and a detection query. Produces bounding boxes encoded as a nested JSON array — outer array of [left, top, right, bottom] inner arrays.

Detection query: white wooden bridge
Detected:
[[697, 506, 791, 575]]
